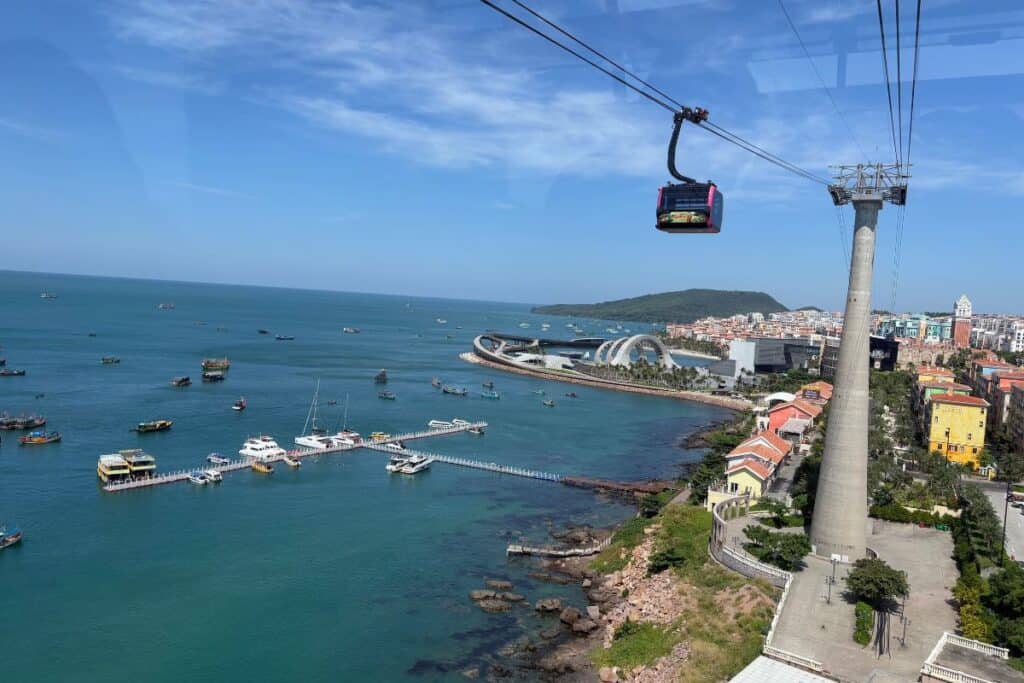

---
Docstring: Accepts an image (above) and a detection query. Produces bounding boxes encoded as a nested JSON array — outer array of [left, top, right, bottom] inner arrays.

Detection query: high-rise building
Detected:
[[953, 294, 972, 348]]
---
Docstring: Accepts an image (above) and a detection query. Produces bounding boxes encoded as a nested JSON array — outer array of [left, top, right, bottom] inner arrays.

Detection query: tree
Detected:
[[759, 499, 792, 529], [743, 525, 811, 571], [844, 558, 909, 608]]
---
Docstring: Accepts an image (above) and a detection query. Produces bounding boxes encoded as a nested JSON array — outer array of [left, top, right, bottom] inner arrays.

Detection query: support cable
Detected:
[[876, 0, 901, 166], [906, 0, 922, 166], [895, 0, 904, 167]]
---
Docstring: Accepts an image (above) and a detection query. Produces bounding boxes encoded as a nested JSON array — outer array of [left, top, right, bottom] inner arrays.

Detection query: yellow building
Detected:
[[724, 458, 773, 500], [926, 392, 989, 469]]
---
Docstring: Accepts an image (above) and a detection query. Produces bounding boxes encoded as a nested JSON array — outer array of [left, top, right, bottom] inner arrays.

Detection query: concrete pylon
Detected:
[[809, 198, 882, 562]]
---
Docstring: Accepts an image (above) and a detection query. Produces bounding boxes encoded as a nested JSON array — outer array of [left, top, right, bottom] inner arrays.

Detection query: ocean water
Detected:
[[0, 271, 729, 682]]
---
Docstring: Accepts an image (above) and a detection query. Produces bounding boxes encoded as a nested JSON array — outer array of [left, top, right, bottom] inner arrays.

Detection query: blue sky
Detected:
[[2, 0, 1023, 312]]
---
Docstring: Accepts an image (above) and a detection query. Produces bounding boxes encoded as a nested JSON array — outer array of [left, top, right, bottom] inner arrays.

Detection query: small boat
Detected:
[[370, 431, 390, 441], [533, 389, 545, 395], [283, 455, 301, 468], [442, 385, 468, 396], [343, 327, 360, 334], [482, 381, 495, 389], [468, 426, 485, 435], [101, 356, 120, 364], [385, 454, 408, 473], [565, 392, 579, 398], [257, 329, 269, 335], [40, 292, 58, 299], [431, 377, 443, 388], [0, 415, 45, 430], [378, 391, 396, 400], [170, 376, 191, 387], [201, 358, 231, 371], [0, 526, 23, 550], [275, 334, 295, 341], [188, 471, 208, 486], [157, 303, 175, 310], [383, 441, 406, 451], [203, 469, 223, 483], [19, 430, 61, 445], [518, 322, 530, 328], [0, 369, 26, 377], [251, 460, 274, 474], [436, 318, 447, 324], [134, 419, 173, 433], [207, 453, 230, 465], [452, 418, 470, 427], [326, 400, 338, 406], [374, 369, 388, 384], [427, 419, 453, 430], [400, 454, 433, 475], [87, 332, 97, 337], [0, 358, 5, 366], [543, 399, 555, 407], [232, 397, 247, 411], [239, 435, 286, 460], [480, 390, 500, 399], [202, 370, 226, 382]]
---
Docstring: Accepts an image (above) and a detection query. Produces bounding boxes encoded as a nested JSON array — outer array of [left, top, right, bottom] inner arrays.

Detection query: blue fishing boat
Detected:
[[480, 390, 500, 399], [0, 525, 22, 550]]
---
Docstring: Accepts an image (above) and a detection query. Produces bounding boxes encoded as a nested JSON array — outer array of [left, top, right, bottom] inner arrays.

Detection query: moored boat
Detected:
[[543, 399, 555, 407], [452, 418, 470, 428], [427, 419, 453, 429], [0, 525, 23, 550], [565, 392, 579, 398], [157, 302, 175, 310], [101, 356, 120, 365], [283, 455, 301, 468], [374, 369, 388, 384], [468, 426, 485, 435], [480, 390, 500, 399], [40, 292, 58, 299], [203, 469, 223, 483], [18, 430, 61, 445], [97, 454, 131, 483], [342, 327, 360, 334], [275, 334, 295, 341], [232, 397, 247, 411], [188, 471, 208, 486], [134, 419, 172, 433], [0, 415, 46, 430], [251, 460, 274, 474], [533, 389, 545, 395], [121, 449, 156, 477], [201, 357, 231, 371], [206, 453, 230, 465], [385, 454, 408, 473], [431, 377, 443, 388], [399, 454, 432, 475], [0, 368, 26, 377], [442, 385, 468, 396], [170, 375, 191, 387], [378, 390, 396, 400], [202, 370, 226, 382], [240, 435, 285, 460], [257, 329, 269, 335], [482, 381, 495, 389]]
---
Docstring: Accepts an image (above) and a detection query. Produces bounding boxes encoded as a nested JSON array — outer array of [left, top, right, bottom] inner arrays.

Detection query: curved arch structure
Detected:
[[608, 334, 678, 369]]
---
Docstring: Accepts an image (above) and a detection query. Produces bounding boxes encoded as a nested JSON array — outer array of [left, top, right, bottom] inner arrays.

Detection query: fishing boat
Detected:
[[326, 400, 338, 406], [468, 425, 485, 435], [374, 369, 388, 384], [87, 332, 97, 337], [0, 358, 5, 366], [170, 375, 191, 387], [0, 415, 46, 430], [533, 389, 545, 395], [134, 419, 172, 433], [232, 397, 247, 411], [565, 392, 579, 399], [251, 460, 274, 474], [283, 455, 301, 468], [0, 525, 23, 550], [101, 356, 120, 365], [275, 334, 295, 341], [480, 390, 500, 399], [18, 430, 61, 445], [442, 385, 468, 396], [206, 453, 230, 465], [378, 391, 396, 400], [543, 399, 555, 407], [122, 449, 156, 477], [204, 469, 223, 483], [202, 370, 226, 382], [431, 377, 443, 388], [239, 435, 285, 460], [201, 358, 231, 371], [482, 381, 495, 389], [427, 419, 453, 429], [97, 454, 131, 483], [188, 471, 208, 486], [399, 454, 432, 475], [156, 302, 175, 310], [0, 368, 26, 377], [40, 292, 58, 300], [343, 327, 360, 334], [257, 329, 269, 335]]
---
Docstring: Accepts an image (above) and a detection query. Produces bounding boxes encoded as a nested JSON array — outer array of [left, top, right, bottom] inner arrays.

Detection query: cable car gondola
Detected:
[[656, 107, 723, 234]]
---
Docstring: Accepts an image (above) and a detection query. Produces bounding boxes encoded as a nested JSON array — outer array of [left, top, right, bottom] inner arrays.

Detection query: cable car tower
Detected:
[[809, 163, 908, 562]]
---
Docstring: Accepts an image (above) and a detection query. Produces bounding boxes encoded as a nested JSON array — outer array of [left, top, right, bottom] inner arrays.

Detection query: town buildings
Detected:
[[924, 393, 989, 468]]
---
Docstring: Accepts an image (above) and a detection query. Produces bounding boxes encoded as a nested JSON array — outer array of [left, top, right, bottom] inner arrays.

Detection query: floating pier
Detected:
[[363, 443, 562, 482], [506, 537, 611, 557]]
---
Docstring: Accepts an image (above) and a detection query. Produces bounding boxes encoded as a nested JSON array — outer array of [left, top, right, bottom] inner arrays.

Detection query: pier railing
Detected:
[[506, 536, 611, 557], [363, 444, 562, 482]]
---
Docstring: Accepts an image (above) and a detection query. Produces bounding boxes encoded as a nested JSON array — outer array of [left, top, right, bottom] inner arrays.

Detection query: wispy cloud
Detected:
[[165, 181, 246, 197], [0, 117, 63, 142], [113, 64, 221, 94]]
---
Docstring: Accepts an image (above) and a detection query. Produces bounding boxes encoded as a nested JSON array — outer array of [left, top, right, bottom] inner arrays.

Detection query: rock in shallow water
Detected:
[[572, 618, 598, 634], [559, 607, 581, 625], [477, 598, 511, 613], [535, 598, 563, 613], [485, 579, 513, 591], [469, 589, 496, 601]]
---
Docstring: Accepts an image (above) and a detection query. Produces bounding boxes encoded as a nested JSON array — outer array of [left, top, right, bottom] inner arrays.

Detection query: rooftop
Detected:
[[727, 458, 773, 481], [931, 393, 990, 407], [737, 431, 792, 457]]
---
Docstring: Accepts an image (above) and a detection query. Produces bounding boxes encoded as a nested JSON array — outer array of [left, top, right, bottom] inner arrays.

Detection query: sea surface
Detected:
[[0, 271, 728, 682]]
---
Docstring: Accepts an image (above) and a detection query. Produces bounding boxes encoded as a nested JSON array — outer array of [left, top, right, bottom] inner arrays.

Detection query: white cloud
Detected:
[[113, 65, 222, 94], [0, 117, 63, 142], [166, 181, 246, 197]]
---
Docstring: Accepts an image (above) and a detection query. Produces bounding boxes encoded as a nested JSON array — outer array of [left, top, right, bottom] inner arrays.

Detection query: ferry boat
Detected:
[[0, 525, 23, 550], [40, 292, 58, 300], [442, 385, 467, 396], [542, 399, 555, 407], [480, 390, 500, 399], [121, 449, 156, 477], [188, 471, 208, 486], [97, 454, 132, 483], [134, 419, 173, 433], [201, 358, 231, 371], [239, 435, 285, 461], [232, 397, 247, 411], [157, 303, 175, 310], [378, 391, 396, 400], [203, 469, 223, 483], [283, 455, 301, 468], [101, 356, 121, 365], [202, 371, 226, 382], [170, 376, 191, 387], [0, 368, 26, 377], [427, 419, 453, 430], [374, 369, 388, 384], [275, 334, 295, 341], [0, 415, 45, 430], [19, 430, 61, 445], [431, 377, 443, 388], [399, 454, 432, 475], [251, 460, 274, 474], [207, 453, 230, 465], [342, 327, 360, 334]]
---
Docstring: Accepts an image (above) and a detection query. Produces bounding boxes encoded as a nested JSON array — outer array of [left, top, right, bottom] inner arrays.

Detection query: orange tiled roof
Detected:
[[727, 458, 773, 481], [917, 381, 970, 391], [800, 380, 834, 398], [727, 442, 784, 466], [767, 398, 823, 418], [931, 393, 989, 408], [737, 431, 792, 457]]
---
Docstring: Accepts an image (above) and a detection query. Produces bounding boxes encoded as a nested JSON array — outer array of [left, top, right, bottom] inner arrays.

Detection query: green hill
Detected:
[[531, 289, 788, 324]]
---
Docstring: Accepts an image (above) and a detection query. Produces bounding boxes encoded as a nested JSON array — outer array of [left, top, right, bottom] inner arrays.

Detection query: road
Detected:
[[978, 479, 1024, 561]]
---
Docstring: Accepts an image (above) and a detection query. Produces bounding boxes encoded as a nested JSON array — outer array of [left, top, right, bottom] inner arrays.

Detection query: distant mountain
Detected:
[[797, 306, 823, 312], [531, 289, 788, 324]]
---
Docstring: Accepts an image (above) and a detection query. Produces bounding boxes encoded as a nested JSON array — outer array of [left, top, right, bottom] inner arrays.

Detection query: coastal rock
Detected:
[[540, 627, 562, 640], [559, 607, 582, 625], [537, 651, 577, 674], [529, 571, 553, 582], [477, 598, 510, 613], [535, 598, 563, 613], [485, 579, 513, 591], [488, 662, 512, 678], [500, 592, 525, 602], [582, 578, 592, 588], [587, 605, 601, 620], [469, 589, 496, 601], [572, 618, 598, 634], [599, 666, 619, 682], [461, 667, 480, 679]]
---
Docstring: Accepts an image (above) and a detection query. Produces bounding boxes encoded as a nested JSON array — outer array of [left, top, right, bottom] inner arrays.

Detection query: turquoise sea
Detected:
[[0, 271, 728, 682]]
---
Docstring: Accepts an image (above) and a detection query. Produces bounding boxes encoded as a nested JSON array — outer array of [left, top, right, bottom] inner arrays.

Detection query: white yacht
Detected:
[[239, 435, 286, 461], [400, 455, 433, 475], [203, 469, 223, 483], [206, 453, 231, 465], [188, 471, 208, 486], [385, 454, 409, 473], [295, 379, 330, 448], [427, 419, 453, 430], [452, 418, 470, 427]]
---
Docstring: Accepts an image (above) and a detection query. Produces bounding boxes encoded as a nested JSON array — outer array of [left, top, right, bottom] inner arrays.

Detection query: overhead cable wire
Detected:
[[477, 0, 676, 113], [777, 0, 867, 160], [895, 0, 904, 166], [905, 0, 922, 167], [506, 0, 686, 110], [876, 0, 901, 167], [701, 120, 831, 185]]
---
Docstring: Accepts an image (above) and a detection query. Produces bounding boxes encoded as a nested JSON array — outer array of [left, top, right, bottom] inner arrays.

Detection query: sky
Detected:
[[2, 0, 1023, 312]]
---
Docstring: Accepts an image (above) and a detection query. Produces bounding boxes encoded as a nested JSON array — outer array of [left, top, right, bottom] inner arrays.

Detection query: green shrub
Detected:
[[869, 503, 954, 527], [594, 622, 677, 670], [854, 601, 873, 646], [647, 506, 712, 576]]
